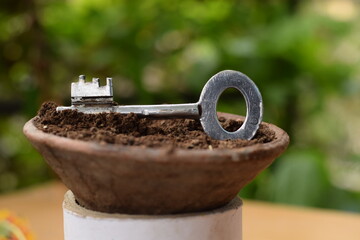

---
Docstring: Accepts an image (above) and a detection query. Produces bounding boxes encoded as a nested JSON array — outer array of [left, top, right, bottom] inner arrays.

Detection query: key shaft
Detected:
[[57, 103, 200, 118]]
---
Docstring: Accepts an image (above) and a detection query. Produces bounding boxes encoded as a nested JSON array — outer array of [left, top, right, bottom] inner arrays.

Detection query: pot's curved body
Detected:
[[23, 113, 289, 214]]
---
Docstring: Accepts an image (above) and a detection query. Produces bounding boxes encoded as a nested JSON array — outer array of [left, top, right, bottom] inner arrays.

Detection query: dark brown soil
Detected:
[[33, 102, 275, 150]]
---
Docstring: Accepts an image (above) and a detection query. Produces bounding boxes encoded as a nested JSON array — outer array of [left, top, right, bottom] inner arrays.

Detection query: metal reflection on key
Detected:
[[57, 70, 263, 140]]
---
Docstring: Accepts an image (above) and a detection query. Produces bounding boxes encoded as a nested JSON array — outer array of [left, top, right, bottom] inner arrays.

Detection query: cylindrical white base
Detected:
[[63, 191, 242, 240]]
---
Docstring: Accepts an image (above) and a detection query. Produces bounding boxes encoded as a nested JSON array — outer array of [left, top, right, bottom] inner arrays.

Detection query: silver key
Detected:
[[57, 70, 263, 140]]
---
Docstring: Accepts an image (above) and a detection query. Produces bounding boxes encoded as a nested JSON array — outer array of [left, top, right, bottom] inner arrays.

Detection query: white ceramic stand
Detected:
[[63, 191, 242, 240]]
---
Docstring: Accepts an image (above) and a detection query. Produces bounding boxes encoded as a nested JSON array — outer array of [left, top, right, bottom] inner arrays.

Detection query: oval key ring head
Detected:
[[198, 70, 263, 140]]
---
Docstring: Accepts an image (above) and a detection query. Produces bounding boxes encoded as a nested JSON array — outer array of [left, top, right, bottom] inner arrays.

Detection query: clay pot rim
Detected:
[[23, 112, 289, 163]]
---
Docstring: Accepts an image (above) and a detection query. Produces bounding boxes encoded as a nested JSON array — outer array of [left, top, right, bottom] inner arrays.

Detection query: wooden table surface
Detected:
[[1, 182, 360, 240]]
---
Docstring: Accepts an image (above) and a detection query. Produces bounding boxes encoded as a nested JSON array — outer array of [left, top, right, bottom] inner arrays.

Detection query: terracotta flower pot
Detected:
[[23, 112, 289, 215]]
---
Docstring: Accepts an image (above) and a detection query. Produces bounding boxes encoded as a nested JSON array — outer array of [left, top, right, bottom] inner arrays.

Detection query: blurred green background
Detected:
[[1, 0, 360, 212]]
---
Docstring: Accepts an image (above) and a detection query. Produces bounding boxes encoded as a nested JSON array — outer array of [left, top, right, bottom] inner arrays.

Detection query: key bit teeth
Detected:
[[92, 77, 100, 85], [79, 75, 86, 83], [106, 77, 113, 95], [106, 77, 112, 86], [71, 75, 114, 105]]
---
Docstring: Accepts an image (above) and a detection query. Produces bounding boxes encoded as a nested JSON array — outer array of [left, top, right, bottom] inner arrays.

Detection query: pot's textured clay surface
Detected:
[[24, 113, 289, 214]]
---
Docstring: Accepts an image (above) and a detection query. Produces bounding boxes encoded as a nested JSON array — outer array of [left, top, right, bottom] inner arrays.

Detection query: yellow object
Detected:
[[0, 210, 35, 240]]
